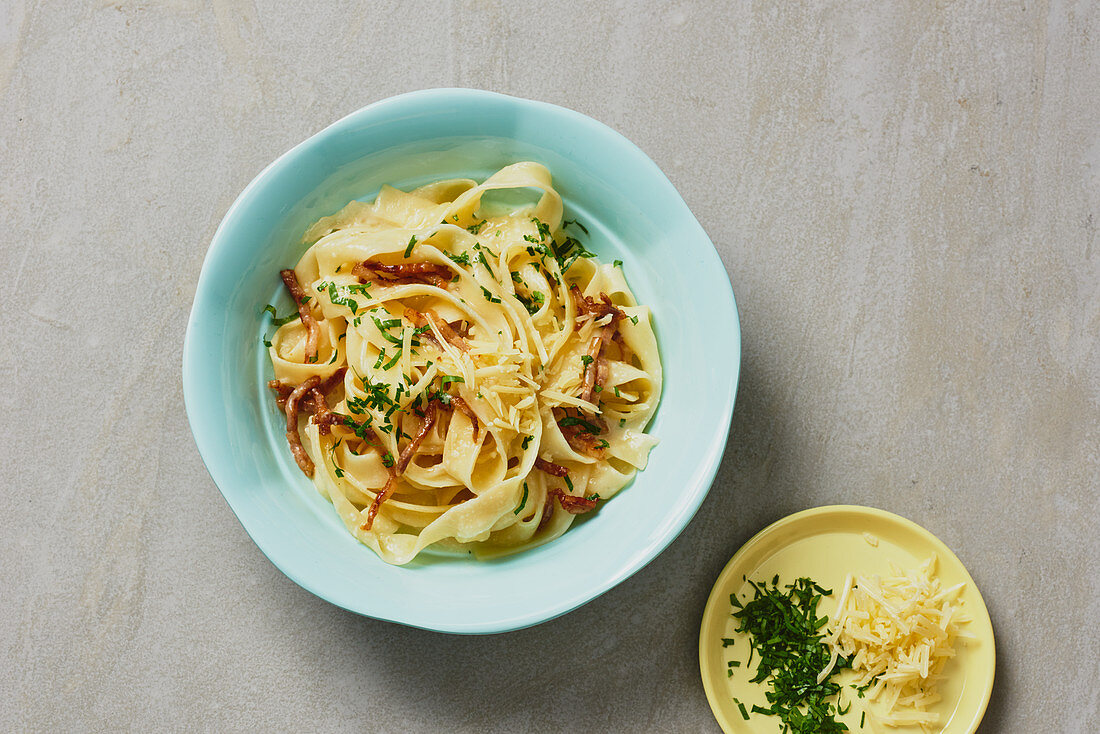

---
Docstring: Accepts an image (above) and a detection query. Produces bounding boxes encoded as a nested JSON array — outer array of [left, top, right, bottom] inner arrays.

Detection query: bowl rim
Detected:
[[183, 87, 741, 633]]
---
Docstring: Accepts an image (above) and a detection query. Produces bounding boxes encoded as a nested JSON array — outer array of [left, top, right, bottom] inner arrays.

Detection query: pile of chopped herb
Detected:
[[728, 576, 853, 733]]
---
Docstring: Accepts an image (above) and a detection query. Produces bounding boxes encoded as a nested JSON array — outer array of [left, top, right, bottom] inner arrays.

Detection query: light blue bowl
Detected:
[[183, 89, 740, 634]]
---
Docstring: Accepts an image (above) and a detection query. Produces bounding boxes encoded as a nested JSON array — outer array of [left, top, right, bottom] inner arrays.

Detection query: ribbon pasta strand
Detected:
[[266, 163, 662, 565]]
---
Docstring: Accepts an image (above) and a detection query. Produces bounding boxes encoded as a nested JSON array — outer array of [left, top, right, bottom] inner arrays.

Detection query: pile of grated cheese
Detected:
[[820, 556, 972, 730]]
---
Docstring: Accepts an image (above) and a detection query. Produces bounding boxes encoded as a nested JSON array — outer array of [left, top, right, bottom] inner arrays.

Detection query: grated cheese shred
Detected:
[[822, 556, 971, 731]]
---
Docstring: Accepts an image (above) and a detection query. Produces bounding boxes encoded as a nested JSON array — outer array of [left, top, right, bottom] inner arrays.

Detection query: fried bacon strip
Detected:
[[427, 312, 469, 353], [570, 285, 626, 323], [549, 488, 598, 514], [558, 410, 610, 459], [579, 326, 613, 406], [360, 474, 395, 532], [284, 376, 320, 476], [396, 400, 438, 473], [450, 397, 479, 439], [534, 457, 569, 477], [280, 269, 319, 363], [354, 260, 453, 288], [404, 307, 469, 353], [268, 368, 345, 415]]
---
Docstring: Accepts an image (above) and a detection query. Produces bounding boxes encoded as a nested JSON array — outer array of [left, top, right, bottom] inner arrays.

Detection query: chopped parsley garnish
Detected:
[[466, 220, 486, 234], [558, 415, 602, 434], [613, 259, 623, 268], [563, 217, 589, 235], [403, 235, 417, 258], [580, 354, 594, 367], [729, 576, 852, 732], [319, 281, 361, 314], [370, 315, 404, 345], [261, 304, 300, 327], [381, 452, 395, 468], [516, 290, 545, 315], [521, 435, 533, 450], [514, 483, 529, 515], [480, 286, 501, 304], [447, 251, 471, 266], [440, 375, 465, 388], [476, 248, 495, 277], [382, 350, 402, 370]]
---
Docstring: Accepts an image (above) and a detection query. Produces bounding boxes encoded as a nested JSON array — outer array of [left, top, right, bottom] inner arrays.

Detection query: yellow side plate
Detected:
[[699, 505, 995, 733]]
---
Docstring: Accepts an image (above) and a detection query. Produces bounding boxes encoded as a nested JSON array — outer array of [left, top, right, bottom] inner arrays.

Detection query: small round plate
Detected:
[[699, 505, 995, 733]]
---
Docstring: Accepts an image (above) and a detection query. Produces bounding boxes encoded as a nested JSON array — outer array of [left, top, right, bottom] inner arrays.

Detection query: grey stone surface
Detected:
[[1, 1, 1097, 731]]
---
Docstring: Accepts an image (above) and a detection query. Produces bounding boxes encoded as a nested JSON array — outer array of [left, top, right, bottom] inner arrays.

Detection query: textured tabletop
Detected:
[[2, 2, 1098, 732]]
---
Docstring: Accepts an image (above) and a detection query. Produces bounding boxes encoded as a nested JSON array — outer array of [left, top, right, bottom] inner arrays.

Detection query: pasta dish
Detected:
[[264, 162, 661, 564]]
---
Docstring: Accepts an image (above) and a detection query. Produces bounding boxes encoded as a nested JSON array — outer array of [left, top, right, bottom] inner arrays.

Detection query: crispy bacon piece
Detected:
[[538, 492, 556, 529], [579, 326, 612, 406], [549, 488, 598, 514], [396, 399, 437, 473], [280, 269, 320, 363], [534, 457, 569, 477], [427, 312, 469, 353], [268, 380, 293, 411], [360, 474, 395, 532], [355, 260, 452, 288], [284, 376, 320, 476], [558, 409, 610, 459], [450, 397, 479, 439], [404, 307, 469, 353], [268, 368, 345, 416], [570, 285, 626, 323]]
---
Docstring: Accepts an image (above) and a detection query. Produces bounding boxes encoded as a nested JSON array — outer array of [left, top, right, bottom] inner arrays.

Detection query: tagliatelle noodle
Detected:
[[266, 163, 662, 565]]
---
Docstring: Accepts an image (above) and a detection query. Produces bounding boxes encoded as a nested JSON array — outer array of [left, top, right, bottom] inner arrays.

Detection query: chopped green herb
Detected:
[[466, 220, 486, 235], [261, 304, 299, 327], [440, 375, 465, 388], [736, 700, 750, 721], [447, 251, 471, 266], [521, 435, 533, 450], [613, 259, 623, 268], [476, 249, 495, 277], [403, 235, 417, 258], [381, 452, 395, 468], [729, 576, 852, 732], [563, 218, 589, 235], [514, 483, 529, 515], [480, 286, 501, 304], [564, 475, 574, 492], [580, 355, 594, 367], [558, 415, 601, 434], [382, 350, 402, 370]]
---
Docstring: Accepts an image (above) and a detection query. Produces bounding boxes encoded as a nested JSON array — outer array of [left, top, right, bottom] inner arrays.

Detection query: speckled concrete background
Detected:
[[2, 1, 1097, 731]]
